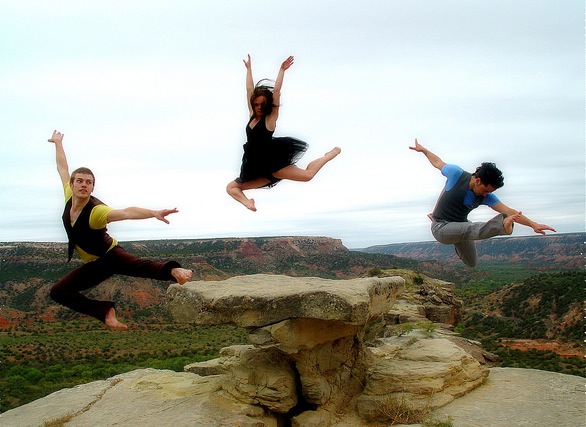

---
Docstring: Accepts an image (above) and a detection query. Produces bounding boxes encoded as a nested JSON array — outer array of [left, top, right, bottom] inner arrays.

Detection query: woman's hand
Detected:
[[243, 54, 252, 69], [281, 56, 294, 71]]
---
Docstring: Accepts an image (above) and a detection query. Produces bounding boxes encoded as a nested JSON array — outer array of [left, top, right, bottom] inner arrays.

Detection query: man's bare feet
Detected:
[[503, 211, 522, 234], [326, 147, 342, 160], [172, 267, 193, 285], [105, 307, 128, 331]]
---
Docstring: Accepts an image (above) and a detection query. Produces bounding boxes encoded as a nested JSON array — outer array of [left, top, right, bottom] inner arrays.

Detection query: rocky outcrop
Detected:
[[356, 337, 488, 422], [166, 274, 401, 327], [379, 269, 463, 330], [1, 274, 495, 426], [166, 274, 407, 425], [167, 274, 487, 425]]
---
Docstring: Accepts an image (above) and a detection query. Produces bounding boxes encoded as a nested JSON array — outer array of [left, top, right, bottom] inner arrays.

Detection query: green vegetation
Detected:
[[460, 271, 583, 342], [0, 320, 247, 413], [481, 342, 584, 377], [390, 323, 415, 337], [453, 262, 541, 299], [412, 274, 424, 285], [456, 270, 585, 377]]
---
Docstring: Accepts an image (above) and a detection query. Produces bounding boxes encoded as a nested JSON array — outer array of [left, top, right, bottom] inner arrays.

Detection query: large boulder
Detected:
[[356, 337, 489, 422], [167, 274, 405, 426], [218, 345, 298, 413]]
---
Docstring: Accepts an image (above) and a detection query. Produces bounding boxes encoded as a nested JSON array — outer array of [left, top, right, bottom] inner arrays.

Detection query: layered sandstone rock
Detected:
[[164, 274, 488, 426], [356, 337, 489, 422], [166, 274, 402, 327], [167, 274, 406, 425]]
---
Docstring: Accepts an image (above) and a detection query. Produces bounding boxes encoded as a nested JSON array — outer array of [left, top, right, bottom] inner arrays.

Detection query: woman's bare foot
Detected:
[[172, 267, 193, 285], [226, 181, 259, 212], [105, 307, 128, 331], [503, 211, 522, 234], [325, 147, 341, 160], [244, 198, 257, 212]]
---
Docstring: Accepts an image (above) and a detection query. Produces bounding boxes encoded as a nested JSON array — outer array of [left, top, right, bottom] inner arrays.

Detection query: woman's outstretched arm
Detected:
[[267, 55, 294, 128], [243, 54, 254, 116]]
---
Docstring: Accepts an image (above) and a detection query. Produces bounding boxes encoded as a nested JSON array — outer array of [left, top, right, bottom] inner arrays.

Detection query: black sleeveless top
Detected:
[[62, 196, 114, 262]]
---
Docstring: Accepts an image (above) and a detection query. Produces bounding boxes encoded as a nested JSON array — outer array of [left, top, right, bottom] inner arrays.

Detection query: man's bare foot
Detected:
[[172, 267, 193, 285], [244, 198, 257, 212], [427, 213, 433, 221], [105, 308, 128, 330], [325, 147, 342, 160], [503, 211, 522, 234]]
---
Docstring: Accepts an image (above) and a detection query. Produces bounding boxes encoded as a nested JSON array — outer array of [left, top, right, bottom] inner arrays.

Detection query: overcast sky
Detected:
[[1, 0, 583, 249]]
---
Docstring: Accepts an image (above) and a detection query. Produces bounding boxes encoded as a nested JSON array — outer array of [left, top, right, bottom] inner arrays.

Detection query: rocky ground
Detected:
[[333, 367, 584, 427], [1, 365, 582, 426], [432, 367, 584, 427]]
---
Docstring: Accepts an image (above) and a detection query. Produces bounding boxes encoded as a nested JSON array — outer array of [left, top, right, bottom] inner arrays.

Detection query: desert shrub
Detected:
[[368, 268, 384, 277], [413, 275, 424, 285], [417, 321, 437, 335], [376, 392, 453, 426], [390, 323, 414, 337]]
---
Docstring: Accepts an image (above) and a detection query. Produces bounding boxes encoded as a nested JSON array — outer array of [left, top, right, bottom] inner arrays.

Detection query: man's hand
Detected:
[[48, 130, 64, 144], [409, 138, 445, 170], [154, 208, 179, 224], [532, 223, 557, 235], [408, 138, 425, 153], [48, 129, 70, 186]]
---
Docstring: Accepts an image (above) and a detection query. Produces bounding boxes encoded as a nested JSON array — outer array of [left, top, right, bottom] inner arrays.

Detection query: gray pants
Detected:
[[431, 213, 511, 267]]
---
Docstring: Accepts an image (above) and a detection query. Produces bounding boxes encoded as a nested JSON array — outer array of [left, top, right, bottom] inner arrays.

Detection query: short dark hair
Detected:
[[70, 167, 95, 185], [473, 162, 504, 189]]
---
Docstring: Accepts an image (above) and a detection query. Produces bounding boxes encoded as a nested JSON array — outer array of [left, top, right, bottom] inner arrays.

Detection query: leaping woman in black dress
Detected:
[[226, 54, 341, 211]]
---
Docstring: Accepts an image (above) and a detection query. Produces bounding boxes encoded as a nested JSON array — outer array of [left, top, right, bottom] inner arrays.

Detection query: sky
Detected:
[[0, 0, 583, 249]]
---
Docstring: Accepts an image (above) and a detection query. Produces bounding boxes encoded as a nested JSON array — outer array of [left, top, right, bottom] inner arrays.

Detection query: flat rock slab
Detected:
[[0, 369, 273, 427], [433, 367, 585, 427], [166, 274, 405, 327], [3, 367, 582, 427]]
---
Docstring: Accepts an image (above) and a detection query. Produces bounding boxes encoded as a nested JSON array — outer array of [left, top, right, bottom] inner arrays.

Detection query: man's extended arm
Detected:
[[107, 207, 179, 224], [409, 138, 446, 170], [47, 130, 70, 186], [491, 202, 556, 235]]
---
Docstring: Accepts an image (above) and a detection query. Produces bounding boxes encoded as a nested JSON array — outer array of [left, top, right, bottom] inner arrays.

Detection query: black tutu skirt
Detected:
[[237, 137, 308, 188]]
